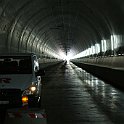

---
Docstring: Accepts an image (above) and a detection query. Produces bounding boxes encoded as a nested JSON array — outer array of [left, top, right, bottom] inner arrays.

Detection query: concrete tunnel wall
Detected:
[[0, 9, 63, 68], [72, 56, 124, 69], [0, 0, 124, 71]]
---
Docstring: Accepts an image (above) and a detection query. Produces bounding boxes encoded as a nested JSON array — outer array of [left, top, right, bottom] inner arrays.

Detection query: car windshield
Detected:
[[0, 56, 32, 74]]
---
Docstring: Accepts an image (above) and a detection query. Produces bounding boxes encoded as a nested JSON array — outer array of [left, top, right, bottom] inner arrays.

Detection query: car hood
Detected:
[[0, 74, 34, 90]]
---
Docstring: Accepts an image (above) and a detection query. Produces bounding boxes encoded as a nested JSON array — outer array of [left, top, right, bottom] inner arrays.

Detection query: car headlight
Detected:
[[30, 86, 36, 92], [22, 85, 37, 96]]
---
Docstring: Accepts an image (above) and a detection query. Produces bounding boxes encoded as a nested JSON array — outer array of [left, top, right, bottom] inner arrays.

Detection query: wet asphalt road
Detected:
[[41, 62, 124, 124], [1, 62, 124, 124]]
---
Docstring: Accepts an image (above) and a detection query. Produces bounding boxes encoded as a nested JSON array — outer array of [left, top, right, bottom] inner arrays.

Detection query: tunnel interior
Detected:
[[0, 0, 124, 66], [1, 1, 124, 123]]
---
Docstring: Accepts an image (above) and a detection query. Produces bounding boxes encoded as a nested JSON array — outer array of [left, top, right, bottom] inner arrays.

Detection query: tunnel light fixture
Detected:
[[111, 35, 114, 50], [87, 48, 91, 56], [70, 48, 91, 59], [113, 35, 118, 49], [113, 35, 119, 49], [71, 42, 103, 59], [70, 51, 84, 59], [91, 46, 95, 54], [111, 34, 120, 51], [95, 44, 100, 54], [101, 40, 107, 52], [71, 34, 122, 60], [71, 44, 100, 60]]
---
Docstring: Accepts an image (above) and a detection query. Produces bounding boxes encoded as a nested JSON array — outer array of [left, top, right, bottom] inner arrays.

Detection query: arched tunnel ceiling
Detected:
[[0, 0, 124, 59]]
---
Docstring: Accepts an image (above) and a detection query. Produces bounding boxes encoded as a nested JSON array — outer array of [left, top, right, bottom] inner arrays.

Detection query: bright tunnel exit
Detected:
[[59, 52, 72, 64]]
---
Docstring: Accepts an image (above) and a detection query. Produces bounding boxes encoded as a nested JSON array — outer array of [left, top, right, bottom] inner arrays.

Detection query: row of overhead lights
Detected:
[[71, 34, 122, 59]]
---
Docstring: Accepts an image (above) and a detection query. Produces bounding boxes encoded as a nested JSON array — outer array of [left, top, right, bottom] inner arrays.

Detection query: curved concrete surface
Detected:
[[1, 0, 124, 88], [0, 0, 124, 61]]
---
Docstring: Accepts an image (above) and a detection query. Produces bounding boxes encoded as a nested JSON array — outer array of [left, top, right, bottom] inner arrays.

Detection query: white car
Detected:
[[0, 53, 44, 108]]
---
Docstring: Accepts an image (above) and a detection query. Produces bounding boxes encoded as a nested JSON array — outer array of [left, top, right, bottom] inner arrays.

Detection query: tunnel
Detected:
[[0, 0, 124, 124], [0, 0, 124, 87]]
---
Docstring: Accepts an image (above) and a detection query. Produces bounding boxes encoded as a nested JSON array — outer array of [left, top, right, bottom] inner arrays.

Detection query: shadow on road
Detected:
[[0, 107, 7, 124]]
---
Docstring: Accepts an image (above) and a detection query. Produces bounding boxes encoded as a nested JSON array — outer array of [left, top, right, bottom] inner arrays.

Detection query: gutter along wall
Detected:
[[72, 56, 124, 89]]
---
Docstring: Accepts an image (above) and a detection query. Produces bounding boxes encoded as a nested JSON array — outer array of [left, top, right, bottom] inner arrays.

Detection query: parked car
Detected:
[[0, 53, 44, 108]]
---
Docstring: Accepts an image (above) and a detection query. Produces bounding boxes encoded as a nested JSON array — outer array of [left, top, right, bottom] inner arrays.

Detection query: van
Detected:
[[0, 53, 43, 108]]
